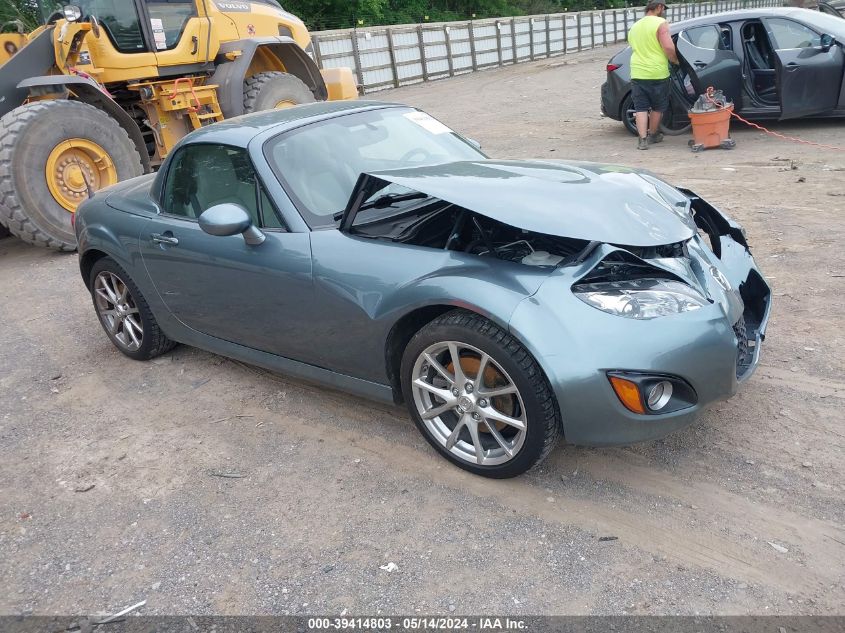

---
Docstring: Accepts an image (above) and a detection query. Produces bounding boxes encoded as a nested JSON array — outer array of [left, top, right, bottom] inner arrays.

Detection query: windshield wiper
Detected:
[[333, 192, 432, 223], [359, 191, 430, 211]]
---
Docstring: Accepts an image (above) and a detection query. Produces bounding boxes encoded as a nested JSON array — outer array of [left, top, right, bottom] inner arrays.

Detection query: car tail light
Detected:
[[606, 63, 621, 72]]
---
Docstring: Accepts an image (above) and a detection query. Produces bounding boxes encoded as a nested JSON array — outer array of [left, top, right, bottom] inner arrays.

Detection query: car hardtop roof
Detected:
[[178, 100, 406, 148], [667, 6, 815, 32]]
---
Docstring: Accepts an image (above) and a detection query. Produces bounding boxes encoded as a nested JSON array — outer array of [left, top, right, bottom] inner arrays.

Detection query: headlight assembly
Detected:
[[573, 278, 708, 319]]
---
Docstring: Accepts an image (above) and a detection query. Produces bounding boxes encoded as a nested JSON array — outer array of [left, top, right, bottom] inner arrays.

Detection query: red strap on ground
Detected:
[[702, 86, 845, 152]]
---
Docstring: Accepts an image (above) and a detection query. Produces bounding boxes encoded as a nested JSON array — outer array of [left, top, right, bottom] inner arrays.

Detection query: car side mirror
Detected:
[[198, 203, 265, 245], [820, 33, 834, 51]]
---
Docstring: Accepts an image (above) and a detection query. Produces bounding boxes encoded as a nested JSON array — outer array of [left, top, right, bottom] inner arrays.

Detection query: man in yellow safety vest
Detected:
[[627, 0, 680, 149]]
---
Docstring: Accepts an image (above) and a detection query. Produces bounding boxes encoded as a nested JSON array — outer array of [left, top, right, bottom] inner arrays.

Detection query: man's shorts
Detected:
[[631, 78, 670, 113]]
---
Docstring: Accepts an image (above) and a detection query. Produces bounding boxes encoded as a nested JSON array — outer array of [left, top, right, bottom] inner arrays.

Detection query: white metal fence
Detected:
[[312, 0, 780, 93]]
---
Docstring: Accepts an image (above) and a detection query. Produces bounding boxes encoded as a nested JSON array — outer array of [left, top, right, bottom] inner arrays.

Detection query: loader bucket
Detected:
[[0, 27, 55, 119]]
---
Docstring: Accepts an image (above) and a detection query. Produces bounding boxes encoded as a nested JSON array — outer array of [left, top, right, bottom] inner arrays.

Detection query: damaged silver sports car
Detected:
[[75, 101, 772, 478]]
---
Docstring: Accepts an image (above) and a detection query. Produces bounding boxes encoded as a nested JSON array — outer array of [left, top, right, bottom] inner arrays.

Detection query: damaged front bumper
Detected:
[[508, 195, 771, 447]]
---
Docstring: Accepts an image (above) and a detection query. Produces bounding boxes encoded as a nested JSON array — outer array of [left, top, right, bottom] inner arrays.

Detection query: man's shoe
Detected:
[[637, 137, 649, 150], [648, 131, 664, 144]]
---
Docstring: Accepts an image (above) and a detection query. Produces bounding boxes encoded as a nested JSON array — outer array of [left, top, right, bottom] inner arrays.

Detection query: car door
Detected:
[[762, 17, 845, 119], [139, 142, 317, 362], [676, 24, 743, 106]]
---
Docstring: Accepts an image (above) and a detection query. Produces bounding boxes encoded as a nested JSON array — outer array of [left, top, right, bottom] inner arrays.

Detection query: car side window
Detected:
[[766, 18, 821, 50], [162, 144, 286, 230], [681, 25, 724, 50]]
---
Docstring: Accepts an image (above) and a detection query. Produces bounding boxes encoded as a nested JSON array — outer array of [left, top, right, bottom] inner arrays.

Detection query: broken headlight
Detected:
[[573, 278, 708, 319]]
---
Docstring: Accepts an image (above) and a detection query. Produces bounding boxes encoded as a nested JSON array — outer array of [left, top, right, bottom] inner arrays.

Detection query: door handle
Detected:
[[693, 61, 707, 68], [151, 233, 179, 246]]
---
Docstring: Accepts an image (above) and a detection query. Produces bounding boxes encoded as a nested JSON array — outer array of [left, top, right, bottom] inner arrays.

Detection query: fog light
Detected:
[[646, 380, 673, 411], [607, 371, 697, 416]]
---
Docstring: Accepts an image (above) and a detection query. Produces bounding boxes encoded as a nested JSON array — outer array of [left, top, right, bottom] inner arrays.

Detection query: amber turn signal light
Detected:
[[609, 375, 645, 414]]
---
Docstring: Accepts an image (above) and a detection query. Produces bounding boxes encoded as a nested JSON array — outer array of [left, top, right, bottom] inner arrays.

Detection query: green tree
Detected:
[[0, 0, 40, 31]]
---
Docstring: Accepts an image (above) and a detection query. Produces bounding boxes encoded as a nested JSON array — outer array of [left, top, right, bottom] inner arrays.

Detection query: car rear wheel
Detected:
[[621, 93, 638, 135], [621, 92, 692, 136], [89, 257, 176, 361], [400, 310, 560, 478]]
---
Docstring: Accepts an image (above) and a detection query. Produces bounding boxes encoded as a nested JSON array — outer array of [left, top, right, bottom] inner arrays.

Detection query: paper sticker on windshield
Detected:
[[150, 18, 163, 31], [404, 111, 452, 135]]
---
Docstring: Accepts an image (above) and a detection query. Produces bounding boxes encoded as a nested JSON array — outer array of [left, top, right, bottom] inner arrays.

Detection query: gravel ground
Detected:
[[1, 45, 844, 617]]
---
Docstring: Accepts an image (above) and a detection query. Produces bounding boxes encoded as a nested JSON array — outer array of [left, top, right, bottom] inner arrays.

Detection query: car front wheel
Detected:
[[401, 310, 561, 478], [89, 257, 176, 361]]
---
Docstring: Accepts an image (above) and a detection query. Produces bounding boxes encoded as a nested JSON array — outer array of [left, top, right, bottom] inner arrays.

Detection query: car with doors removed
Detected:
[[602, 7, 845, 135], [75, 101, 771, 478]]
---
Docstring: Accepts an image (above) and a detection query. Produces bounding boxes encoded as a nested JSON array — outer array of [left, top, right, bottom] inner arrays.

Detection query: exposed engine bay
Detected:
[[351, 197, 691, 270]]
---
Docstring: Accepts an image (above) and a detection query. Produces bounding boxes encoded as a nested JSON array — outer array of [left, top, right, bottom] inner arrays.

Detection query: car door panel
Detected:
[[677, 26, 743, 106], [139, 217, 317, 363], [773, 46, 845, 119]]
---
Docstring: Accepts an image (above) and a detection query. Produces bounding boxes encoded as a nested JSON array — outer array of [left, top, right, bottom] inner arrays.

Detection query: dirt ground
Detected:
[[1, 45, 844, 617]]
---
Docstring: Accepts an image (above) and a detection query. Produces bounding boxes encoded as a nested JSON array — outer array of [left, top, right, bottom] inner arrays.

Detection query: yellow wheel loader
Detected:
[[0, 1, 357, 250]]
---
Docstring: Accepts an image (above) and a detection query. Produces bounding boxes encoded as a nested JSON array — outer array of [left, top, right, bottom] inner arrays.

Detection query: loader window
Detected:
[[147, 0, 196, 50], [79, 1, 146, 52], [163, 144, 285, 229]]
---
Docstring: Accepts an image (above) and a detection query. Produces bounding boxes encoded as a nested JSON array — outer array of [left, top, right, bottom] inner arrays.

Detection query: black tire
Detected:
[[400, 310, 561, 478], [0, 100, 143, 251], [621, 92, 692, 136], [620, 92, 638, 136], [243, 71, 316, 113], [88, 257, 176, 361]]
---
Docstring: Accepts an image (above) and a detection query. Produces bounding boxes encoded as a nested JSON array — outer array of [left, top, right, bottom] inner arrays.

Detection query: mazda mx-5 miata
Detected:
[[75, 101, 771, 478]]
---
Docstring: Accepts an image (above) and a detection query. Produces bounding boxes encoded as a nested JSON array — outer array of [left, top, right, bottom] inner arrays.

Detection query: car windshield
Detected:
[[264, 107, 485, 228]]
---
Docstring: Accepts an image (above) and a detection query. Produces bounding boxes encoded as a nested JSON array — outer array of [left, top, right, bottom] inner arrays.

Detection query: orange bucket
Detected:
[[688, 104, 736, 152]]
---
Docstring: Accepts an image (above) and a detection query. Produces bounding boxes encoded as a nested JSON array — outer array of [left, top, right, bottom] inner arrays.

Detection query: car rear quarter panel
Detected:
[[76, 176, 164, 309]]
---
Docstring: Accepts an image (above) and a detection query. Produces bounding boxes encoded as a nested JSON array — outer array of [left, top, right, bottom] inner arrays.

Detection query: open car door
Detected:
[[676, 25, 743, 106], [763, 18, 845, 119]]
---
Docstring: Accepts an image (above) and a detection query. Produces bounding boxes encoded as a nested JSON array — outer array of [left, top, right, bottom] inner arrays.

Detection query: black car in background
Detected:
[[601, 7, 845, 135]]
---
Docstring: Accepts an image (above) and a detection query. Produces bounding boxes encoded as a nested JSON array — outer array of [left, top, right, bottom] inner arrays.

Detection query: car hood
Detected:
[[347, 159, 697, 247]]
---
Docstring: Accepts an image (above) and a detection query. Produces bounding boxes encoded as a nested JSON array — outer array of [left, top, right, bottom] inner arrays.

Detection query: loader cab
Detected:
[[39, 0, 197, 53]]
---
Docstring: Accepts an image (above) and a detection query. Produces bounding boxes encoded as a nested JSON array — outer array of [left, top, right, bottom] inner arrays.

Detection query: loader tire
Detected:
[[0, 100, 143, 251], [243, 71, 316, 113]]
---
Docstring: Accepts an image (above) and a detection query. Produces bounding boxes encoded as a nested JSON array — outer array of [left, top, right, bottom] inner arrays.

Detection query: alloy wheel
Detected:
[[411, 341, 527, 466], [93, 271, 143, 352]]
